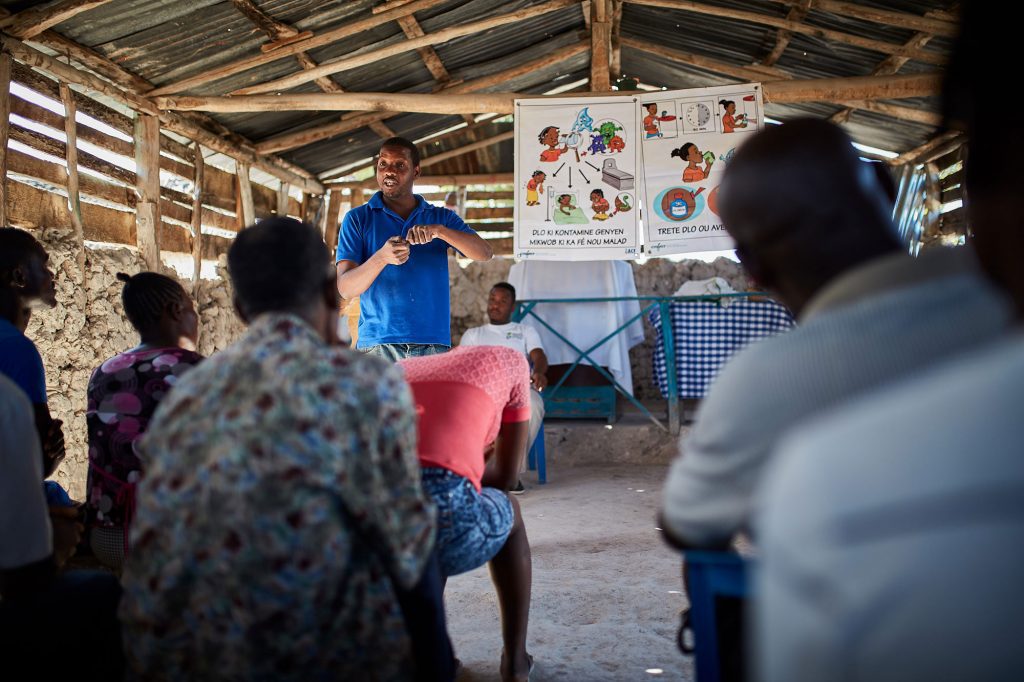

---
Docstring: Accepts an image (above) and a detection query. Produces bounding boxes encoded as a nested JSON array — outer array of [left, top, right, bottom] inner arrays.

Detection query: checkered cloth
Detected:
[[649, 298, 795, 399]]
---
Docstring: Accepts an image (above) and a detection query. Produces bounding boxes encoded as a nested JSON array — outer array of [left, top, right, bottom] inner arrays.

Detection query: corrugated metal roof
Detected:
[[6, 0, 956, 180]]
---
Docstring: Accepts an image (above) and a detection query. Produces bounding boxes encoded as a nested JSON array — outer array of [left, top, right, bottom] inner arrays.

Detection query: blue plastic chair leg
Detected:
[[527, 423, 546, 484]]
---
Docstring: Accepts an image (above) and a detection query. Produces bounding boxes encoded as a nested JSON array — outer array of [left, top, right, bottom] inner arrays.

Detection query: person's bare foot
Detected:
[[500, 651, 533, 682]]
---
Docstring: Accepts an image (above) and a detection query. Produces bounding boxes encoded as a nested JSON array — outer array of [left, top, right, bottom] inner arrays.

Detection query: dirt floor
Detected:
[[445, 464, 694, 682]]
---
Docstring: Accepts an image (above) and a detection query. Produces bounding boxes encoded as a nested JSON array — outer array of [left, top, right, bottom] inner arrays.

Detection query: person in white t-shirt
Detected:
[[461, 282, 548, 490]]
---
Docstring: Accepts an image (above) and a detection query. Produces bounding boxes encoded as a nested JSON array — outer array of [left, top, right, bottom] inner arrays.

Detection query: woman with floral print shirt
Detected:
[[86, 271, 202, 571]]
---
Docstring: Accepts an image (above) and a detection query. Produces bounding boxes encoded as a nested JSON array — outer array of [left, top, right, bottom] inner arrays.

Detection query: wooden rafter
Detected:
[[766, 0, 958, 38], [0, 0, 112, 40], [622, 0, 946, 66], [254, 41, 589, 154], [829, 6, 951, 125], [327, 172, 514, 190], [624, 38, 939, 127], [231, 0, 577, 96], [890, 131, 963, 166], [760, 1, 810, 67], [158, 73, 941, 116], [147, 0, 448, 96], [1, 33, 323, 193]]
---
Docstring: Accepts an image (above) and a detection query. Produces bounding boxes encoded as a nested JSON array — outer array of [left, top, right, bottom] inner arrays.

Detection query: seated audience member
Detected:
[[86, 271, 203, 571], [461, 281, 548, 490], [399, 346, 534, 682], [0, 228, 65, 478], [120, 218, 451, 681], [0, 375, 123, 679], [756, 9, 1024, 680], [660, 119, 1014, 551]]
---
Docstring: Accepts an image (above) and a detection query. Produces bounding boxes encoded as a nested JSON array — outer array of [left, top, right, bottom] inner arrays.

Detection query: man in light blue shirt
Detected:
[[336, 137, 492, 361]]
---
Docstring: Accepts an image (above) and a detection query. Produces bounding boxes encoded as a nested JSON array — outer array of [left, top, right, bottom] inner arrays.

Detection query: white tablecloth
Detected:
[[508, 260, 645, 394]]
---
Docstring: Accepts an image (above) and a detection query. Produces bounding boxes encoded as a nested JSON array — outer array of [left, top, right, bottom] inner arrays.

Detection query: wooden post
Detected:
[[324, 188, 343, 257], [59, 82, 86, 278], [134, 113, 161, 269], [236, 161, 255, 228], [0, 53, 11, 228], [276, 182, 290, 217], [190, 141, 205, 295], [591, 0, 611, 91]]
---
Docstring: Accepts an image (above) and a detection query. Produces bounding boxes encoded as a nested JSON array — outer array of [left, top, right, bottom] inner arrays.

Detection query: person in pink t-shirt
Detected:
[[400, 345, 534, 682]]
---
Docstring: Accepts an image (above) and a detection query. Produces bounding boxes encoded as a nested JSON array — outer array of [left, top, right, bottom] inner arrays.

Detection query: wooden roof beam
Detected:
[[891, 130, 963, 166], [1, 34, 322, 193], [158, 73, 942, 116], [622, 0, 946, 66], [829, 6, 949, 125], [0, 0, 113, 40], [253, 40, 589, 154], [766, 0, 958, 38], [231, 0, 578, 96], [148, 0, 448, 97], [760, 1, 810, 67]]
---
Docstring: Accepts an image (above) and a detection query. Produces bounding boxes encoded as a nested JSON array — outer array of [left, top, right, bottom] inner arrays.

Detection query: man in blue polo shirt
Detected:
[[336, 137, 492, 361]]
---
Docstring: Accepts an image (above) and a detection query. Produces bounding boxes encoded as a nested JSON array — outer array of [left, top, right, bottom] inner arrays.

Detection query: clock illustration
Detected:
[[685, 102, 712, 130]]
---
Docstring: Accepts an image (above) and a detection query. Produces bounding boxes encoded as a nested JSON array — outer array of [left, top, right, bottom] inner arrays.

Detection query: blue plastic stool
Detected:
[[682, 551, 752, 682], [526, 423, 546, 484]]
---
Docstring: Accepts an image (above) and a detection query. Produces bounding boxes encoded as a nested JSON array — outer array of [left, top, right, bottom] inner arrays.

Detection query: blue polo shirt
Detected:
[[0, 317, 47, 404], [337, 192, 476, 348]]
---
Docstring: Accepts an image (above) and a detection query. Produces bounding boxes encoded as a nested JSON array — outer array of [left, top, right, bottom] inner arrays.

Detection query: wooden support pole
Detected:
[[590, 0, 611, 91], [0, 53, 11, 228], [190, 142, 205, 294], [134, 114, 161, 269], [236, 162, 255, 228], [324, 189, 343, 256], [231, 0, 578, 95], [277, 182, 290, 217], [59, 82, 86, 277], [609, 0, 623, 78]]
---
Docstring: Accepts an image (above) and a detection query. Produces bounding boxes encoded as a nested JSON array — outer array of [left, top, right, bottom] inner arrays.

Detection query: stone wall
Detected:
[[26, 230, 245, 499]]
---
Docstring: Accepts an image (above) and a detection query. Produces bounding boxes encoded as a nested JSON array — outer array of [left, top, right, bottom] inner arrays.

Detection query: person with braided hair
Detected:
[[85, 271, 203, 571]]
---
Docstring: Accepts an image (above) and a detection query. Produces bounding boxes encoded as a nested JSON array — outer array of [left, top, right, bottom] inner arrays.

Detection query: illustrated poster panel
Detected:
[[514, 96, 641, 261], [638, 84, 763, 256]]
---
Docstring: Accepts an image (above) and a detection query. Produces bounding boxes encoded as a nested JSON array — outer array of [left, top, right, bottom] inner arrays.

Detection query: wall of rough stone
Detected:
[[447, 255, 753, 400], [26, 229, 245, 499]]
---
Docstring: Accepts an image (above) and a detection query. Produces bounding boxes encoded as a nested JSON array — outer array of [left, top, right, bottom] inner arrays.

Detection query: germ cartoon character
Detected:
[[588, 132, 607, 155], [597, 121, 623, 146], [526, 170, 546, 206], [538, 126, 568, 162], [590, 189, 610, 221], [608, 135, 626, 153]]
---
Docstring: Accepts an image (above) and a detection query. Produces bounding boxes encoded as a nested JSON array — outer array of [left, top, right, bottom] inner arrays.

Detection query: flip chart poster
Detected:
[[513, 96, 641, 260], [639, 83, 763, 256]]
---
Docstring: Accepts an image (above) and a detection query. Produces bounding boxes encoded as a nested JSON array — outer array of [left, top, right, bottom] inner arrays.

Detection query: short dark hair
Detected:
[[227, 218, 331, 318], [0, 227, 46, 288], [116, 271, 190, 333], [492, 282, 516, 302], [378, 137, 420, 167]]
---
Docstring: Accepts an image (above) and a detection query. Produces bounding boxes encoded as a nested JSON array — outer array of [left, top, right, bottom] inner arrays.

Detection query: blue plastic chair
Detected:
[[682, 551, 752, 682], [526, 423, 546, 484]]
